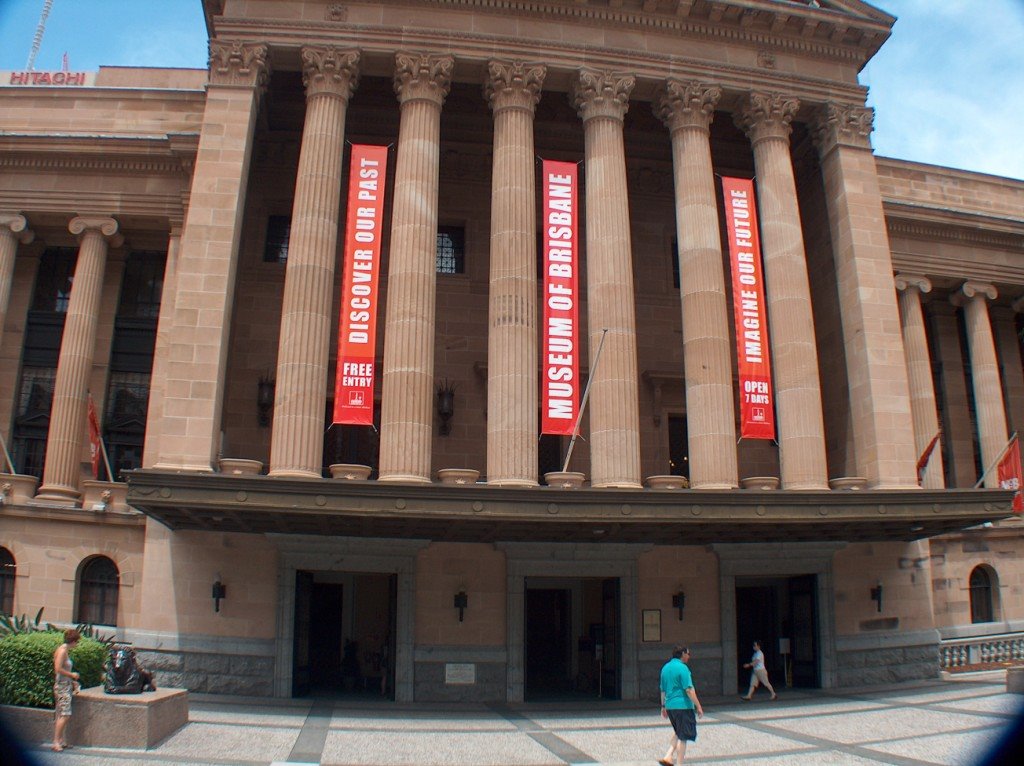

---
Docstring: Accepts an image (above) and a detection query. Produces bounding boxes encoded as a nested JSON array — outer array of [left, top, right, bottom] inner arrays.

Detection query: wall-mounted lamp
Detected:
[[436, 380, 456, 436], [453, 590, 468, 622], [212, 577, 227, 613], [672, 592, 686, 621], [256, 375, 276, 427], [870, 582, 883, 613]]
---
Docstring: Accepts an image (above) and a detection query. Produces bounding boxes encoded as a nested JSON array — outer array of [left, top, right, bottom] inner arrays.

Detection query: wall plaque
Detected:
[[444, 663, 476, 685]]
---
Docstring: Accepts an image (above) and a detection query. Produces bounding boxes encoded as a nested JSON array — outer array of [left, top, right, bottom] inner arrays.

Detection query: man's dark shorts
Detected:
[[667, 708, 697, 741]]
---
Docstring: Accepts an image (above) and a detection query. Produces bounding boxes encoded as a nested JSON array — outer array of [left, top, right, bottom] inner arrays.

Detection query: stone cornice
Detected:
[[209, 18, 868, 109], [212, 0, 891, 65], [0, 134, 198, 178], [884, 205, 1024, 251]]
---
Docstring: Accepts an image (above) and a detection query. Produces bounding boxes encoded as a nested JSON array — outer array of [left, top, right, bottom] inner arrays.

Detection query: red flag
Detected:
[[722, 177, 775, 440], [87, 393, 102, 479], [997, 436, 1023, 513], [915, 431, 941, 484], [334, 144, 389, 425], [541, 160, 579, 435]]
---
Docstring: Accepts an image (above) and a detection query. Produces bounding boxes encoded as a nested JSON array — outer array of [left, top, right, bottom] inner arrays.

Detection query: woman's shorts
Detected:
[[667, 708, 697, 741], [53, 683, 73, 717]]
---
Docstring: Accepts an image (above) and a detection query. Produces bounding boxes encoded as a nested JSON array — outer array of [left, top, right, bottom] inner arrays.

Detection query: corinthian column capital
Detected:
[[208, 40, 270, 91], [571, 68, 634, 123], [301, 47, 360, 99], [484, 60, 546, 113], [655, 79, 721, 133], [894, 273, 932, 295], [811, 102, 874, 154], [951, 280, 998, 306], [393, 52, 454, 106], [734, 92, 800, 143], [0, 213, 34, 244], [69, 216, 123, 247]]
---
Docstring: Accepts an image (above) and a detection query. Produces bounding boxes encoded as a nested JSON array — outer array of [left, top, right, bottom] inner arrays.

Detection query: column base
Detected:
[[486, 478, 539, 488], [31, 483, 81, 505], [377, 473, 432, 485]]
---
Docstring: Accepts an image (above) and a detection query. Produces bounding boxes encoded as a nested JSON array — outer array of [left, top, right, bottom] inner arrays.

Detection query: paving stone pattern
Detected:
[[21, 675, 1024, 766]]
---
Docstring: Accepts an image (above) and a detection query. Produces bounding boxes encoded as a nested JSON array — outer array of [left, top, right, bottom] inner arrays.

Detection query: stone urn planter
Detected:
[[81, 480, 129, 512], [329, 463, 372, 480], [740, 476, 780, 491], [828, 476, 868, 491], [0, 473, 39, 504], [544, 471, 586, 489], [437, 468, 480, 485], [645, 475, 690, 490], [217, 458, 263, 476]]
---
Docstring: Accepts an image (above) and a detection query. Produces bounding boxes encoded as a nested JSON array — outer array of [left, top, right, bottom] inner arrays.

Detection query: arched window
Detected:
[[77, 556, 119, 626], [969, 565, 997, 624], [0, 547, 15, 615]]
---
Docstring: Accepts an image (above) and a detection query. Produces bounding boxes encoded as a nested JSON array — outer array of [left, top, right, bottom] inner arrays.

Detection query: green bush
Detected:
[[0, 631, 105, 708]]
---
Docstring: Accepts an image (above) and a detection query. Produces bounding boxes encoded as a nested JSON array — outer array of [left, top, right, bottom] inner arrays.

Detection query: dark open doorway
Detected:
[[524, 577, 620, 701], [735, 574, 819, 692], [293, 570, 396, 699]]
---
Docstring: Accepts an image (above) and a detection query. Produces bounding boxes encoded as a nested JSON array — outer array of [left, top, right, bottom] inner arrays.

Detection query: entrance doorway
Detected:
[[735, 574, 819, 692], [524, 577, 620, 701], [293, 570, 396, 698]]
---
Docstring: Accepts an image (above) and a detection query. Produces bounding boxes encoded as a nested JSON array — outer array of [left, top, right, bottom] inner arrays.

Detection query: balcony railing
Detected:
[[940, 632, 1024, 670]]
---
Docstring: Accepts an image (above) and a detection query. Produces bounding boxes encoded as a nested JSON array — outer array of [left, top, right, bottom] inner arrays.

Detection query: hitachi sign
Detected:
[[4, 71, 95, 86]]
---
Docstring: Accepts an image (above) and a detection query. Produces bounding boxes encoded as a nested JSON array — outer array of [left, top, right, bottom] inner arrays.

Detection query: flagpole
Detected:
[[98, 435, 114, 482], [561, 328, 608, 473], [974, 431, 1018, 489], [0, 430, 15, 474]]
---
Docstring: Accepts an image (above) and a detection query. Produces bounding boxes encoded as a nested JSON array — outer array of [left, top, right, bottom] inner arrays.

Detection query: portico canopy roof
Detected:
[[126, 470, 1014, 545]]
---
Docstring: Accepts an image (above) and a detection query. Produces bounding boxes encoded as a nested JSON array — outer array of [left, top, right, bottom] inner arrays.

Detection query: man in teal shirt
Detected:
[[658, 645, 704, 765]]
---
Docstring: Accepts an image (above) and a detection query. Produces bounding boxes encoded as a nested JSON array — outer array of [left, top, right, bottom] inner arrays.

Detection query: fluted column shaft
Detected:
[[378, 53, 453, 483], [485, 61, 545, 486], [142, 224, 182, 468], [36, 217, 122, 503], [270, 48, 360, 478], [812, 103, 917, 488], [895, 275, 944, 488], [953, 282, 1008, 487], [735, 93, 827, 489], [571, 69, 641, 488], [0, 213, 34, 349], [657, 81, 737, 489]]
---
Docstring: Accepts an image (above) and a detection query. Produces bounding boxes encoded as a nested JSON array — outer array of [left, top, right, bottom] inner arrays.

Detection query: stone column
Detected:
[[895, 274, 944, 489], [735, 93, 827, 490], [377, 53, 453, 483], [811, 103, 917, 488], [142, 223, 182, 468], [269, 48, 360, 478], [570, 69, 641, 488], [952, 282, 1008, 487], [153, 41, 269, 472], [484, 60, 545, 487], [35, 217, 122, 503], [994, 304, 1024, 437], [656, 80, 737, 489], [0, 213, 34, 348]]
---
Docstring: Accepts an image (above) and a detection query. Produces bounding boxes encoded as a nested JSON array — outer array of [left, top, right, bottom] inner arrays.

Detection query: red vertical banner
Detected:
[[87, 392, 102, 479], [333, 144, 389, 425], [722, 176, 776, 440], [541, 161, 579, 436], [997, 436, 1023, 513]]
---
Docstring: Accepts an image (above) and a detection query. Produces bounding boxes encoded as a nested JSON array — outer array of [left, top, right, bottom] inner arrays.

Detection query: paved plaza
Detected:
[[16, 673, 1024, 766]]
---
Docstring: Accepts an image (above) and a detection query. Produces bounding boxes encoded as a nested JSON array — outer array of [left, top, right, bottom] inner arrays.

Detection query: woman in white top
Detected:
[[741, 640, 777, 700]]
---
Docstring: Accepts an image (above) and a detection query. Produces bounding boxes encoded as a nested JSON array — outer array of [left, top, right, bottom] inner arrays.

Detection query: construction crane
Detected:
[[26, 0, 55, 71]]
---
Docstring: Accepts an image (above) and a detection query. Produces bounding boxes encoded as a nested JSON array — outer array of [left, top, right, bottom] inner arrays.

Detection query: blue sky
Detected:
[[1, 0, 1022, 180]]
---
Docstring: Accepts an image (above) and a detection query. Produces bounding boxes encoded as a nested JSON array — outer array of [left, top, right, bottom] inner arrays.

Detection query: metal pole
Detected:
[[974, 431, 1018, 489], [561, 328, 609, 473], [0, 430, 15, 474]]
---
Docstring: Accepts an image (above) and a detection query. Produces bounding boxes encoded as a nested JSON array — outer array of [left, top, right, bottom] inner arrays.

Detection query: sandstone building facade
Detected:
[[1, 0, 1022, 702]]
